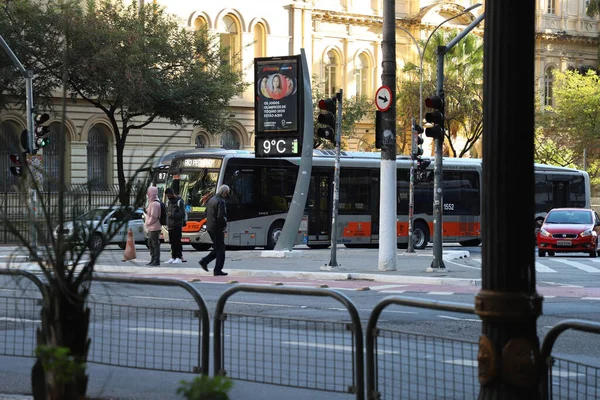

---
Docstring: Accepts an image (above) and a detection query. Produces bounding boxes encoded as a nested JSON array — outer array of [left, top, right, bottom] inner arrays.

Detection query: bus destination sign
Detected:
[[254, 55, 303, 157]]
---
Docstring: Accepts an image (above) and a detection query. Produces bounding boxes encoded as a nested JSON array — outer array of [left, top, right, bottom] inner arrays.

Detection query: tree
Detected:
[[535, 68, 600, 183], [398, 29, 484, 157], [0, 0, 245, 204], [311, 77, 371, 150]]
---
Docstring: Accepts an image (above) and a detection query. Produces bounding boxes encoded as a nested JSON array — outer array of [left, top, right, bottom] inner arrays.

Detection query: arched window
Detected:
[[544, 66, 555, 107], [324, 50, 341, 98], [220, 15, 241, 71], [194, 16, 207, 31], [355, 53, 370, 97], [195, 135, 207, 148], [43, 122, 67, 190], [221, 129, 240, 149], [87, 125, 110, 189], [0, 121, 21, 192], [254, 23, 266, 59]]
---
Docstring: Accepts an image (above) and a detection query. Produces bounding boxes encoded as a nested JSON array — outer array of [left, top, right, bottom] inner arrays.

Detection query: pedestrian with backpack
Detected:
[[165, 187, 186, 264], [144, 186, 163, 266]]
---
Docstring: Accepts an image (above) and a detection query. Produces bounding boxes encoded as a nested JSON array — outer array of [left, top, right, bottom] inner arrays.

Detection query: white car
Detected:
[[54, 206, 146, 253]]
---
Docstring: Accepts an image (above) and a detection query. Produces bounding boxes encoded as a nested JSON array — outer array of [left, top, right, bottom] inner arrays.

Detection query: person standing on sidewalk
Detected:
[[144, 186, 162, 266], [199, 184, 230, 276], [165, 187, 185, 264]]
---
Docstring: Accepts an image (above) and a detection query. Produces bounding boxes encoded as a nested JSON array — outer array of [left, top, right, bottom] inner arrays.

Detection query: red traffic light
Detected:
[[318, 98, 336, 113], [425, 96, 443, 110], [9, 153, 23, 165]]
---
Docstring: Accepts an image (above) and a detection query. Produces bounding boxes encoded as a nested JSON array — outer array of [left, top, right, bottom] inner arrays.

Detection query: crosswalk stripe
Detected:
[[535, 262, 558, 273], [553, 259, 600, 273]]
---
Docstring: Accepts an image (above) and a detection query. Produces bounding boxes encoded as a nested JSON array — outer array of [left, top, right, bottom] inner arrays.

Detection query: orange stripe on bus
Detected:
[[342, 222, 372, 237], [183, 219, 205, 233], [396, 221, 480, 237]]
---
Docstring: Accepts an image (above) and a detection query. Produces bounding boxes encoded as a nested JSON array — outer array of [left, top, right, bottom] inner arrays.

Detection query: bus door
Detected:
[[307, 170, 331, 243]]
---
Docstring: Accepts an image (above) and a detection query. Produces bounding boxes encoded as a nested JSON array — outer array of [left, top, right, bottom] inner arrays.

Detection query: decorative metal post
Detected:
[[475, 0, 543, 397]]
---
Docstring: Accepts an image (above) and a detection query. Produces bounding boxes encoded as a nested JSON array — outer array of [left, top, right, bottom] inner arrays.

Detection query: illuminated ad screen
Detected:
[[254, 56, 300, 134]]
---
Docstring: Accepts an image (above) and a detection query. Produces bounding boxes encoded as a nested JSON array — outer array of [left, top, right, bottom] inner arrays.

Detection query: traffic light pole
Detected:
[[324, 90, 343, 269], [0, 34, 38, 260], [407, 118, 417, 253], [428, 46, 446, 270], [428, 13, 485, 271]]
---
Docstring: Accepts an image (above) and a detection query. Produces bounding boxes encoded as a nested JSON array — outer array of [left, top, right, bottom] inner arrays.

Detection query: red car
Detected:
[[537, 208, 600, 258]]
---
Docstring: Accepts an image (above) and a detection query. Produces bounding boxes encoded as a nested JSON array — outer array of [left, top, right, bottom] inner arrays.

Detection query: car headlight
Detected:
[[580, 229, 594, 238], [540, 228, 551, 238]]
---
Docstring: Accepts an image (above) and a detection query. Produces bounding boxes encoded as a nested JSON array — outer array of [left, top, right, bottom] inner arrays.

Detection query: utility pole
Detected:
[[475, 0, 543, 398], [0, 34, 37, 260], [378, 0, 397, 271]]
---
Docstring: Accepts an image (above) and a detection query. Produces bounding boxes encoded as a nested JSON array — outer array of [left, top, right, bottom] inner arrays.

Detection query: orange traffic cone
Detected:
[[122, 228, 137, 261]]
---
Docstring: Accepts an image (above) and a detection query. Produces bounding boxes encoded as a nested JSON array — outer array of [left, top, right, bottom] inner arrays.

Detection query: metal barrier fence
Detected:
[[0, 271, 211, 375], [540, 319, 600, 399], [0, 184, 138, 244], [0, 270, 46, 359], [366, 296, 478, 400], [213, 284, 365, 400]]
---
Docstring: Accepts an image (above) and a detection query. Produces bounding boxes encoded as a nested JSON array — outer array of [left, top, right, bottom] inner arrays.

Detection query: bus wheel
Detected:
[[412, 221, 429, 250], [118, 242, 126, 250], [266, 221, 284, 250], [191, 243, 211, 251], [459, 239, 481, 247]]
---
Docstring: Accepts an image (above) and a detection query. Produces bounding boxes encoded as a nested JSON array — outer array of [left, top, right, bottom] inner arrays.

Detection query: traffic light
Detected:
[[424, 95, 444, 140], [316, 97, 337, 144], [34, 113, 50, 151], [9, 153, 25, 177], [412, 123, 424, 159]]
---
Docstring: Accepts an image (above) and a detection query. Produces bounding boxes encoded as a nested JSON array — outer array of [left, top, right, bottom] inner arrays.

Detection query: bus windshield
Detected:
[[171, 169, 219, 212]]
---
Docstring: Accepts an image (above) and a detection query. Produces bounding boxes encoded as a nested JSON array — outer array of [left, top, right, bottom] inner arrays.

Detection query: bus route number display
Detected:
[[254, 55, 302, 157], [255, 137, 299, 157]]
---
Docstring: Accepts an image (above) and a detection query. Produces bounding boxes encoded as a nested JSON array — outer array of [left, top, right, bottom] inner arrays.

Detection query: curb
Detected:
[[0, 250, 476, 287]]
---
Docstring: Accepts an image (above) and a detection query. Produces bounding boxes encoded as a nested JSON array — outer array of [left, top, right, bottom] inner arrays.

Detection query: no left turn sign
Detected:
[[375, 86, 392, 112]]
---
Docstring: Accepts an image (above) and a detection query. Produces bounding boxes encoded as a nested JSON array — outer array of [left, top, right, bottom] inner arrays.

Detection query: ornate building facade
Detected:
[[1, 0, 597, 188]]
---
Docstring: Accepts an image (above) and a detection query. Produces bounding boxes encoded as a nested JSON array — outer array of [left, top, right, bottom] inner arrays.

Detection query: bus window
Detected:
[[442, 171, 480, 215], [174, 170, 219, 212], [339, 169, 370, 214]]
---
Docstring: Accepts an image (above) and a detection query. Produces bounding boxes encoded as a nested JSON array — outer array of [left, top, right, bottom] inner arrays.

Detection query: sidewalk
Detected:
[[1, 244, 480, 286]]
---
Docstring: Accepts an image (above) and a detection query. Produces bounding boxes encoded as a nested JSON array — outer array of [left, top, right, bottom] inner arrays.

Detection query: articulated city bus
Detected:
[[163, 149, 590, 250]]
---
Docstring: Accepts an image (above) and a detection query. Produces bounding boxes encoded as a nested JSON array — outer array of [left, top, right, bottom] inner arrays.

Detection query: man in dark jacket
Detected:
[[165, 187, 185, 264], [199, 184, 230, 276]]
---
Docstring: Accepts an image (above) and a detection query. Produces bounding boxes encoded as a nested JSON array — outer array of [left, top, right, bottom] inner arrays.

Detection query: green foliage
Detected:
[[177, 375, 234, 400], [398, 29, 483, 158], [36, 345, 86, 385], [311, 76, 372, 149], [0, 0, 245, 201], [535, 69, 600, 179]]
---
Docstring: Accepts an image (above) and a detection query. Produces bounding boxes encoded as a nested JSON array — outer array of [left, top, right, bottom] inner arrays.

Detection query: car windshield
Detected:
[[78, 209, 111, 222], [545, 210, 592, 224]]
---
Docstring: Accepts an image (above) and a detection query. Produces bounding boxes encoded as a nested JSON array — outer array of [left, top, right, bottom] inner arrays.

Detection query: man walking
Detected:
[[165, 187, 185, 264], [144, 186, 163, 266], [199, 184, 230, 276]]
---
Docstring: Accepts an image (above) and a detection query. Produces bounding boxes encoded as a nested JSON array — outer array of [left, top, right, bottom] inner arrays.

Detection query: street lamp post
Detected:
[[397, 4, 481, 254]]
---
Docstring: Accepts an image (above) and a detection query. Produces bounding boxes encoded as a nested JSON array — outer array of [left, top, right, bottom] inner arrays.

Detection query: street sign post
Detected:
[[375, 85, 392, 112]]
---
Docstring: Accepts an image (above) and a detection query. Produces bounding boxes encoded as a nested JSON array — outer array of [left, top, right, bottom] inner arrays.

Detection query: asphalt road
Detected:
[[0, 276, 599, 399]]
